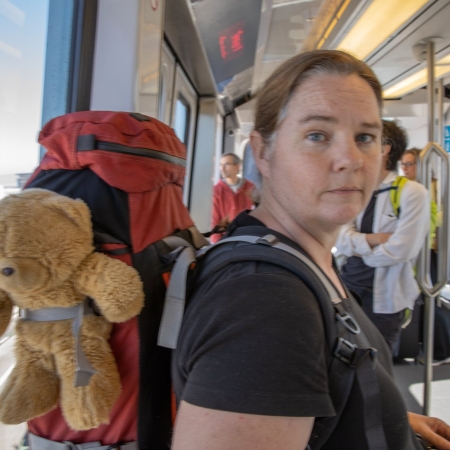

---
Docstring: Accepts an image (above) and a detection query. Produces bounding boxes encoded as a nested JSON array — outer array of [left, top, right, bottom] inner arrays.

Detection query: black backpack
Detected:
[[158, 225, 389, 450]]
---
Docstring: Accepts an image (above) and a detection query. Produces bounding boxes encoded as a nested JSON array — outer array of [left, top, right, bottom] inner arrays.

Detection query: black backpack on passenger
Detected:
[[158, 225, 389, 450]]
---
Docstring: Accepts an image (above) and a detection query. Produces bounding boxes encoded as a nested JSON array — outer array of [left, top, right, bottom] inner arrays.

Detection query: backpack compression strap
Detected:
[[20, 298, 97, 386]]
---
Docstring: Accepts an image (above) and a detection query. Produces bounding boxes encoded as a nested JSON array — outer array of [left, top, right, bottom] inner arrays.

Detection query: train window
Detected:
[[0, 0, 50, 199], [159, 42, 176, 125], [173, 93, 191, 145]]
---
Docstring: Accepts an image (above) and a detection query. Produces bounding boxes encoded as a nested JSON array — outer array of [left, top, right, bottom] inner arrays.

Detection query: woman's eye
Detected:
[[307, 133, 326, 142], [356, 134, 374, 143]]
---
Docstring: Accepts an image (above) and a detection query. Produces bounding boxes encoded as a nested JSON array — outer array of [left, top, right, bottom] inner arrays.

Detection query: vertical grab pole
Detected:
[[427, 41, 435, 143], [423, 40, 436, 416], [438, 79, 444, 146], [423, 294, 435, 416], [424, 40, 435, 416]]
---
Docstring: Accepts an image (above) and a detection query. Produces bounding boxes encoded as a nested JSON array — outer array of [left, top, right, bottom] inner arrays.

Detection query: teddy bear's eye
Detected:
[[2, 267, 14, 277]]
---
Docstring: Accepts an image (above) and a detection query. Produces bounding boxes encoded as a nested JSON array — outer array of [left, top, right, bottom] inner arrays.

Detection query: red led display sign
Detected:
[[218, 22, 245, 62], [194, 0, 261, 84]]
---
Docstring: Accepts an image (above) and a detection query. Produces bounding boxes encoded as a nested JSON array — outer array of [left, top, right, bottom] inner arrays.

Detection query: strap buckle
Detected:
[[333, 301, 361, 335], [334, 337, 378, 368], [334, 337, 357, 364], [256, 234, 279, 246]]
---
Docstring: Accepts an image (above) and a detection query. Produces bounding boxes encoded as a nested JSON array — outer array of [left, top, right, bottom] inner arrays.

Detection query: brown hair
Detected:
[[382, 120, 408, 170], [221, 153, 241, 165], [254, 50, 383, 146], [402, 148, 421, 161]]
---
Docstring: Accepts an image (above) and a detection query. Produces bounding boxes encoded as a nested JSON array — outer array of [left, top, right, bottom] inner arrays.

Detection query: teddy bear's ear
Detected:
[[49, 197, 92, 231]]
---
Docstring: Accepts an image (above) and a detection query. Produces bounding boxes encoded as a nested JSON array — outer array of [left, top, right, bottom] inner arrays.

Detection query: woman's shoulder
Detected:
[[402, 178, 428, 197]]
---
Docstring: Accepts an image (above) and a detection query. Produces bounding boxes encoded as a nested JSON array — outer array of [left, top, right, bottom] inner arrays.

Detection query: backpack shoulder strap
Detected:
[[390, 175, 409, 217]]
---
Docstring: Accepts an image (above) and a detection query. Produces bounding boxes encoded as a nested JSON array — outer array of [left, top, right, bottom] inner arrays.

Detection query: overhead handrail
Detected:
[[416, 141, 450, 415]]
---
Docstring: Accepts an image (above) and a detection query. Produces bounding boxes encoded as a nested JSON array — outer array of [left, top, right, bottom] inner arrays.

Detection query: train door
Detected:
[[159, 42, 198, 206]]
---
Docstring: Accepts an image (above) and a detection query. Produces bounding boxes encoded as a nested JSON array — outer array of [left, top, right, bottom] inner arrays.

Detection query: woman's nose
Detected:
[[333, 138, 364, 171]]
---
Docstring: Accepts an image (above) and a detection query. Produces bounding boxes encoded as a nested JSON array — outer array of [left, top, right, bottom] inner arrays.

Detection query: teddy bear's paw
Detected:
[[77, 253, 144, 323], [61, 381, 122, 431], [0, 366, 59, 424], [60, 359, 122, 431]]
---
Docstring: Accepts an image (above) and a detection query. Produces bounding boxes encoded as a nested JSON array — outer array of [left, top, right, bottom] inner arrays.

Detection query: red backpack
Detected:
[[25, 111, 205, 449]]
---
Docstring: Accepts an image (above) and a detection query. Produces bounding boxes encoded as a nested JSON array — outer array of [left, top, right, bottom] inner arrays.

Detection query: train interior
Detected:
[[2, 0, 450, 447]]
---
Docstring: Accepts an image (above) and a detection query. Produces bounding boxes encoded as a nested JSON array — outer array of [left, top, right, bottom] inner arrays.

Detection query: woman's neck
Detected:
[[250, 203, 346, 297]]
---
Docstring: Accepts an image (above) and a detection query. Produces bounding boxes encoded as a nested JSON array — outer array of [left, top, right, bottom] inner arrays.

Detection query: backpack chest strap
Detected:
[[20, 298, 97, 387]]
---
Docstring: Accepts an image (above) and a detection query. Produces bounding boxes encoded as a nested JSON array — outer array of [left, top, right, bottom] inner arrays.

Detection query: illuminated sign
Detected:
[[219, 22, 244, 61], [193, 0, 261, 84]]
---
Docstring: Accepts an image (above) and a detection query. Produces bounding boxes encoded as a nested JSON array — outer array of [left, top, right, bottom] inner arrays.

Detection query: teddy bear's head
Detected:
[[0, 189, 94, 302]]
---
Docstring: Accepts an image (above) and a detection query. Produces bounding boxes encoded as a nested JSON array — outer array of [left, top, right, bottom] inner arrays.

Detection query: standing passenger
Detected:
[[401, 148, 420, 181], [337, 121, 429, 354], [172, 51, 450, 450], [210, 153, 255, 243]]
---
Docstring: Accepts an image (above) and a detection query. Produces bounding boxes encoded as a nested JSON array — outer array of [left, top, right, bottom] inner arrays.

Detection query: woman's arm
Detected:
[[366, 232, 392, 248], [335, 222, 373, 257], [363, 182, 429, 267], [172, 401, 314, 450]]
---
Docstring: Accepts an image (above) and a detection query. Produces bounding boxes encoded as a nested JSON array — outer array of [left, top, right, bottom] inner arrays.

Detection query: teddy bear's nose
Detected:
[[2, 267, 15, 277]]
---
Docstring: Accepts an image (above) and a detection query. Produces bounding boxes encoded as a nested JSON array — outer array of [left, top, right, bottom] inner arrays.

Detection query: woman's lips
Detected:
[[328, 186, 362, 194]]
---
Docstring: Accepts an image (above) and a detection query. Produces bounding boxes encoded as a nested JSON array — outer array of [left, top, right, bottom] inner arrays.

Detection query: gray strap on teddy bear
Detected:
[[28, 433, 138, 450], [20, 297, 97, 387]]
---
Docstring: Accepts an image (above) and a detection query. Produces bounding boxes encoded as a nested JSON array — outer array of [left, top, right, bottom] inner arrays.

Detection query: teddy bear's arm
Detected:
[[75, 253, 144, 323], [0, 290, 13, 337]]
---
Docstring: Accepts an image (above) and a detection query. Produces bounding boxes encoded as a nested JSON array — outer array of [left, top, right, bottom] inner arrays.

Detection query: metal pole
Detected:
[[424, 296, 435, 415], [423, 40, 435, 416], [427, 41, 435, 143], [438, 78, 444, 146]]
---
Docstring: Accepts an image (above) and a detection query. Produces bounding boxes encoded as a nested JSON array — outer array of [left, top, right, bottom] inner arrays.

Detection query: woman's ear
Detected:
[[250, 130, 271, 178]]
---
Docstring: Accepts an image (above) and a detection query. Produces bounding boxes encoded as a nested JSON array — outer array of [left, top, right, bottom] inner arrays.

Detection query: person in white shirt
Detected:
[[336, 120, 429, 354]]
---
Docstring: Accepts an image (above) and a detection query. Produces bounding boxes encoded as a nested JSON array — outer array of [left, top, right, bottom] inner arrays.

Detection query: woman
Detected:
[[171, 51, 450, 449]]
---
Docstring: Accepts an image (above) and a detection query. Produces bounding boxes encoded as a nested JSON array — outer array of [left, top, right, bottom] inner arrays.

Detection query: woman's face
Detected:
[[253, 73, 383, 237], [401, 153, 416, 180]]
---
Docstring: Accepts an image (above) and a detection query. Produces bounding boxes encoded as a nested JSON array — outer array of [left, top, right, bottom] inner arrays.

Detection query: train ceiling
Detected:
[[167, 0, 450, 135]]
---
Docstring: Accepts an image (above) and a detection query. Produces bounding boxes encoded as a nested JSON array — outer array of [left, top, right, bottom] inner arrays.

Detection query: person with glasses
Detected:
[[401, 148, 420, 181], [336, 121, 429, 355]]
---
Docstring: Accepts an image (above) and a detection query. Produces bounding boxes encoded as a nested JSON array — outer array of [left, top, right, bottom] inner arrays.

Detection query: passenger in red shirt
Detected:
[[211, 153, 255, 243]]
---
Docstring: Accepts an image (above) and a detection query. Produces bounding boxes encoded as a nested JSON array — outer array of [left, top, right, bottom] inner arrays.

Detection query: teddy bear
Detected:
[[0, 189, 144, 431]]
